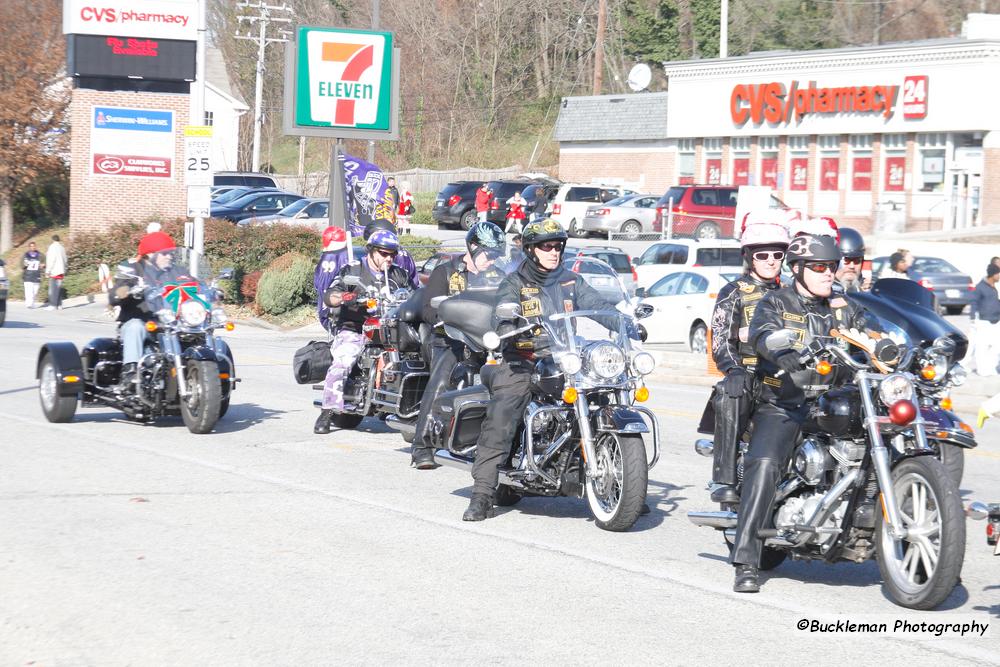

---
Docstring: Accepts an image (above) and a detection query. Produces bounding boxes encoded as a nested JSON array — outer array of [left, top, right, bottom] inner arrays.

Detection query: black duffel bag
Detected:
[[292, 340, 332, 384]]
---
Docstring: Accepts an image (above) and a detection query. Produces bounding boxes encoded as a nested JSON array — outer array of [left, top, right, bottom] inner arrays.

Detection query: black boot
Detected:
[[117, 362, 138, 392], [410, 447, 436, 470], [314, 409, 334, 434], [734, 564, 760, 593], [462, 493, 495, 521], [710, 484, 740, 504]]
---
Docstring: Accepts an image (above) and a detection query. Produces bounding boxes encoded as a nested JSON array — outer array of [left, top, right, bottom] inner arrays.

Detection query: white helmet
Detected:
[[739, 209, 795, 249]]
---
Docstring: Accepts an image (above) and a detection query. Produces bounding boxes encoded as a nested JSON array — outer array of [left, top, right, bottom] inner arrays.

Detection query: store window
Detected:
[[917, 133, 946, 193], [731, 137, 750, 186], [882, 134, 906, 192], [678, 138, 695, 185], [759, 136, 778, 188], [850, 135, 872, 191], [704, 137, 722, 184], [787, 136, 808, 191], [818, 135, 839, 191]]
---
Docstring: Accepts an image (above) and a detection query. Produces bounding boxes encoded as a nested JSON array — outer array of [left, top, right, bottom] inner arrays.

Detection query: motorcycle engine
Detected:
[[774, 494, 847, 547]]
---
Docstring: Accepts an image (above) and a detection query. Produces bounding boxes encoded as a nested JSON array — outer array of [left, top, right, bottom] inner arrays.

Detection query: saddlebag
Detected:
[[293, 340, 332, 385]]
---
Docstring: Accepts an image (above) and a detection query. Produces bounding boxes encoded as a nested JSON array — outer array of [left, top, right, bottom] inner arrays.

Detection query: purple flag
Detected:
[[339, 153, 396, 235]]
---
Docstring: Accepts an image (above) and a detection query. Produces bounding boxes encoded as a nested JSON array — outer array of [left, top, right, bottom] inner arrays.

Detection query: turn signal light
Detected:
[[225, 322, 235, 331], [959, 421, 974, 433], [921, 365, 937, 380], [219, 373, 230, 380], [816, 360, 833, 376], [940, 396, 953, 411], [63, 375, 80, 383], [145, 321, 158, 332], [562, 387, 578, 404], [635, 386, 650, 402], [366, 298, 378, 309]]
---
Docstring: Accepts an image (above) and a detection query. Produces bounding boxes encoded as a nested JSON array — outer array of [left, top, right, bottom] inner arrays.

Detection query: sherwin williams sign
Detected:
[[294, 27, 393, 131], [90, 106, 174, 178]]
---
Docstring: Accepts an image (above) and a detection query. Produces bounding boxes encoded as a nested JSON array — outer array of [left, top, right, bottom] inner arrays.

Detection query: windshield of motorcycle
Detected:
[[116, 248, 221, 321]]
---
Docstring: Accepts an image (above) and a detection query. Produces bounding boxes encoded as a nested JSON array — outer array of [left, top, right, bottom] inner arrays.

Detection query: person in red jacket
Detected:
[[474, 183, 492, 223]]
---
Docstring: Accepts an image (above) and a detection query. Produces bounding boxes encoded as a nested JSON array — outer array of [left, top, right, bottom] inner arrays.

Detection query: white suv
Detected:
[[632, 239, 743, 291], [547, 183, 634, 238]]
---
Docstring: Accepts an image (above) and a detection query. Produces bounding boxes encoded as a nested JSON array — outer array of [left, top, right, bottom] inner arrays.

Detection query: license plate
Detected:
[[435, 200, 443, 207], [945, 289, 960, 298], [591, 276, 613, 287]]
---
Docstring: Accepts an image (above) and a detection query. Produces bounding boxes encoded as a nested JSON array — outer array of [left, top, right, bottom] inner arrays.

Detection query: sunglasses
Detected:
[[537, 242, 565, 252], [842, 256, 863, 265], [752, 250, 785, 261], [804, 262, 838, 274], [375, 249, 397, 258]]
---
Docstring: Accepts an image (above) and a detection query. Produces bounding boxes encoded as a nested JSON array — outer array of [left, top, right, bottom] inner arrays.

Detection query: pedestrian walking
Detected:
[[396, 181, 414, 235], [22, 241, 44, 308], [475, 183, 492, 223], [970, 263, 1000, 377], [45, 234, 68, 310]]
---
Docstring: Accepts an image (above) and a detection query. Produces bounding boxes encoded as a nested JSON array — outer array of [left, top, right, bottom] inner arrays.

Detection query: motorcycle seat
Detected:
[[397, 289, 424, 324]]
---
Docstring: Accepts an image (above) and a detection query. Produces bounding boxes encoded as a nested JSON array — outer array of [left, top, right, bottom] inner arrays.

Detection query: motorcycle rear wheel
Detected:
[[38, 353, 77, 423], [180, 360, 222, 434], [876, 456, 964, 610], [586, 432, 647, 532]]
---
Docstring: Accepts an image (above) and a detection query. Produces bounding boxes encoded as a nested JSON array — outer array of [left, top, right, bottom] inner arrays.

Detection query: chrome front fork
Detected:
[[161, 333, 188, 399], [574, 396, 600, 478], [857, 373, 907, 539]]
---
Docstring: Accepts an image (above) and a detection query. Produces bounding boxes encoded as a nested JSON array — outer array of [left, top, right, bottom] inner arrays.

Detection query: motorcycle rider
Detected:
[[109, 231, 185, 390], [463, 219, 616, 521], [314, 226, 350, 333], [363, 221, 420, 289], [314, 229, 411, 434], [731, 232, 872, 593], [410, 221, 507, 469], [705, 211, 790, 505], [834, 227, 870, 293]]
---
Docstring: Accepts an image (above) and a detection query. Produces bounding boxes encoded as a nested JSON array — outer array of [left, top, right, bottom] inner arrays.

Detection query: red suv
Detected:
[[652, 186, 739, 240]]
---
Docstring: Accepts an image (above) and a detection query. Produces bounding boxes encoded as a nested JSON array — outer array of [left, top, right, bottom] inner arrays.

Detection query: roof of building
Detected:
[[553, 92, 668, 143], [205, 46, 246, 106]]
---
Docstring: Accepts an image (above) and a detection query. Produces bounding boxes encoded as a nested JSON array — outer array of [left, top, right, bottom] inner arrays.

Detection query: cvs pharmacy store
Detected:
[[660, 19, 1000, 234]]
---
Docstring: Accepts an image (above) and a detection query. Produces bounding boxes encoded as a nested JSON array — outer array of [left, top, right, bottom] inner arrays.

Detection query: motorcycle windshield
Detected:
[[850, 279, 966, 354], [871, 277, 935, 310], [114, 249, 221, 321]]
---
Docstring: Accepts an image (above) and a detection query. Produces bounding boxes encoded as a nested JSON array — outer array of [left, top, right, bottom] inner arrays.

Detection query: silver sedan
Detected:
[[580, 194, 659, 239]]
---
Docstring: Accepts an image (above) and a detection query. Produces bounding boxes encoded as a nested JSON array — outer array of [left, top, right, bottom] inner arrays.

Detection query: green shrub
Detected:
[[255, 252, 315, 316]]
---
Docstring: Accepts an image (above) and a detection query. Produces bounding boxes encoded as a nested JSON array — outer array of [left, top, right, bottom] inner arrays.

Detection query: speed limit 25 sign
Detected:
[[183, 125, 214, 186]]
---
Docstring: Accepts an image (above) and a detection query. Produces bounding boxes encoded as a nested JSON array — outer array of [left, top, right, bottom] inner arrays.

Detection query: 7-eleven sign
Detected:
[[294, 27, 394, 131]]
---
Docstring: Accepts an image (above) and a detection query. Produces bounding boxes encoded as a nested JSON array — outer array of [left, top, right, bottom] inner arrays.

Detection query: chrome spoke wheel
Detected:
[[880, 471, 942, 594], [40, 364, 58, 411], [591, 433, 624, 514]]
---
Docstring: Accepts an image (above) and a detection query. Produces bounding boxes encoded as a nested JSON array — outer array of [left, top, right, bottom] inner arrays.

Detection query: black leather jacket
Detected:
[[710, 273, 780, 375], [324, 259, 410, 333], [494, 262, 612, 361], [749, 285, 871, 409]]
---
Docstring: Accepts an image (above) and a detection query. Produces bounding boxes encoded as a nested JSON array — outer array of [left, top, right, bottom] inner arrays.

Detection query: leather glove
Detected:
[[722, 370, 747, 397], [774, 350, 803, 375]]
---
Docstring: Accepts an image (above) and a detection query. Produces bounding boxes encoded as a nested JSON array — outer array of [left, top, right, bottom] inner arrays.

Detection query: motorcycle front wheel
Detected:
[[586, 432, 648, 532], [875, 456, 965, 610], [180, 360, 222, 434]]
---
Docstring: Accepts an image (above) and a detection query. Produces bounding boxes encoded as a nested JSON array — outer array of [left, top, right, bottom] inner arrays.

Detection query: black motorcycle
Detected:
[[37, 257, 236, 434], [849, 278, 976, 485], [427, 259, 661, 531], [689, 328, 965, 609]]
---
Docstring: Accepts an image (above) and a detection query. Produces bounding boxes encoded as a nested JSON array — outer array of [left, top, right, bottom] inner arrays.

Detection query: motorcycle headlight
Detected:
[[586, 343, 626, 380], [878, 373, 914, 406], [179, 300, 208, 327], [632, 351, 656, 376], [948, 363, 967, 387], [556, 352, 583, 375]]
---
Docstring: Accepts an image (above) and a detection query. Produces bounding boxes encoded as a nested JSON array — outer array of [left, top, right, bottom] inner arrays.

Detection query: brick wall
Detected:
[[981, 147, 1000, 226], [70, 88, 190, 236], [558, 149, 675, 194]]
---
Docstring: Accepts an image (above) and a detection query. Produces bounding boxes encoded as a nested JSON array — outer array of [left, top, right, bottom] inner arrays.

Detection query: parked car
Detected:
[[580, 194, 659, 239], [237, 198, 329, 229], [211, 190, 304, 224], [432, 181, 482, 230], [870, 255, 975, 315], [213, 172, 279, 188], [547, 183, 635, 238], [633, 239, 742, 290], [562, 256, 626, 303], [638, 268, 741, 351], [211, 185, 242, 200], [564, 245, 637, 296], [211, 186, 280, 206], [418, 251, 464, 285], [652, 185, 787, 240], [520, 182, 560, 219]]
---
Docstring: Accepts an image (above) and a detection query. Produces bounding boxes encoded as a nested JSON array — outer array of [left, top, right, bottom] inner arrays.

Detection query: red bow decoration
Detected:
[[161, 281, 207, 311]]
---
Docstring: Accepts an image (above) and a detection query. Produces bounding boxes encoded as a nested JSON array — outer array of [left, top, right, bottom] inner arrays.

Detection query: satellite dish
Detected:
[[627, 63, 652, 92]]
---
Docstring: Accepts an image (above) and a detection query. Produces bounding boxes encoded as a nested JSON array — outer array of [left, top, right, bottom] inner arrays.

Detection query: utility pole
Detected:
[[720, 0, 728, 58], [367, 0, 380, 163], [235, 1, 294, 173], [593, 0, 606, 95]]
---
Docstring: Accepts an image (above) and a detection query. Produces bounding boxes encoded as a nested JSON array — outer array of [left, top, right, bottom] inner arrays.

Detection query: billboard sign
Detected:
[[68, 34, 195, 81], [63, 0, 197, 41], [284, 26, 399, 140], [90, 106, 175, 178]]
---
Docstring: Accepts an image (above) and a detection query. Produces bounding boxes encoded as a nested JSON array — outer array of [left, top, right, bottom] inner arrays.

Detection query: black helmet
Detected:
[[786, 233, 842, 265], [838, 227, 866, 259], [521, 218, 568, 248], [363, 219, 397, 241], [465, 221, 505, 257]]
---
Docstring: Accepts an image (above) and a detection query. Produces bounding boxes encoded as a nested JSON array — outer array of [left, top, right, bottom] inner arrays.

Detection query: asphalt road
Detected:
[[1, 301, 998, 665]]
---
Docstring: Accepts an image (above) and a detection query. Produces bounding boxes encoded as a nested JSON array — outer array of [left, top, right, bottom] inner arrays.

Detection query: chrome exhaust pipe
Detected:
[[433, 450, 526, 488], [385, 415, 415, 437], [695, 439, 714, 457], [687, 510, 737, 529]]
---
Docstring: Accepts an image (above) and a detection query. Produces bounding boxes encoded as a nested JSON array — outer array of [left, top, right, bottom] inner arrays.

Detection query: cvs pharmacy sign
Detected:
[[63, 0, 197, 41]]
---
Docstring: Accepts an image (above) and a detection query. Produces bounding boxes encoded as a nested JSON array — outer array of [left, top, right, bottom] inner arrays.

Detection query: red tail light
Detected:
[[918, 278, 934, 289], [490, 199, 499, 209], [968, 282, 975, 291], [987, 522, 995, 538], [596, 208, 610, 216], [631, 265, 638, 282], [447, 194, 461, 206], [552, 203, 562, 215]]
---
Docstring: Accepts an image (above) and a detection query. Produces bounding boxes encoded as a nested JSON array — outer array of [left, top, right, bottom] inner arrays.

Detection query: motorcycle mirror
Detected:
[[873, 338, 901, 365], [765, 329, 797, 351], [634, 303, 654, 320], [966, 501, 990, 521], [483, 331, 501, 351], [495, 302, 521, 320]]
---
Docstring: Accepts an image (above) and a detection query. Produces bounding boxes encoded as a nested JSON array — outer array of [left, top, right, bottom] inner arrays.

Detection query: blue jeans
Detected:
[[121, 318, 148, 365]]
